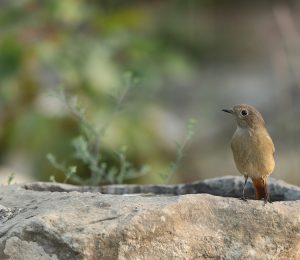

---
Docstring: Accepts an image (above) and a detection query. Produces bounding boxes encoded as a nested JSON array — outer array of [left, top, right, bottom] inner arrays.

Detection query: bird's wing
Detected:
[[266, 134, 275, 155]]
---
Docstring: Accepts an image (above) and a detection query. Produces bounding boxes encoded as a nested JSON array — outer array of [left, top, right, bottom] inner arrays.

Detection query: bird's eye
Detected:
[[240, 110, 248, 116]]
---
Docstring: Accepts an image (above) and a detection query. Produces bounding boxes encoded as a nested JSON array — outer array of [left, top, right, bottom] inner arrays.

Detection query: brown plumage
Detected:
[[222, 104, 275, 202]]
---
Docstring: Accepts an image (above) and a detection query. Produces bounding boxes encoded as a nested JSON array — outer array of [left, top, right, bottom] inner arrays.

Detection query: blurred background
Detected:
[[1, 0, 300, 186]]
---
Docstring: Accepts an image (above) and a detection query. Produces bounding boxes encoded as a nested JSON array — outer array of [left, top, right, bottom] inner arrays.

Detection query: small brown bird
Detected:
[[222, 104, 275, 203]]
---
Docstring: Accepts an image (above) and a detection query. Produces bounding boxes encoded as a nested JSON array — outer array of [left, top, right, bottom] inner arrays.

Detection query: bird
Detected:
[[222, 104, 275, 203]]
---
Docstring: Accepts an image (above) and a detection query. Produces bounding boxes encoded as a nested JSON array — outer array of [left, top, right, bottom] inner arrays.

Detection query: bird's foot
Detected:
[[264, 197, 272, 205], [239, 197, 248, 202], [264, 196, 273, 205]]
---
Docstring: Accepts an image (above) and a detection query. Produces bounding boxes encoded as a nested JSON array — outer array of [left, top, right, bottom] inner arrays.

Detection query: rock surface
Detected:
[[0, 176, 299, 259]]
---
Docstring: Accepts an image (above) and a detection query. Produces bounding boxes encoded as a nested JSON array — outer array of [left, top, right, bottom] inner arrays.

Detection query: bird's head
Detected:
[[222, 104, 265, 129]]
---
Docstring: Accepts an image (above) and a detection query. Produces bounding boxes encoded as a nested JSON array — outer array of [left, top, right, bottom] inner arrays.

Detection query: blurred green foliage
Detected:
[[47, 80, 150, 185], [0, 0, 204, 184]]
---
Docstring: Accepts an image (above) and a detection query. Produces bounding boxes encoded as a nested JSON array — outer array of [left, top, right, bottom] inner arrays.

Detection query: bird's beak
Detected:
[[222, 108, 234, 114]]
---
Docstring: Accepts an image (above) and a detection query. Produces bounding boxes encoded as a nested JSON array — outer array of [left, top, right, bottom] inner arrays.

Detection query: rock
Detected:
[[0, 176, 299, 259], [4, 237, 58, 260], [24, 176, 300, 201]]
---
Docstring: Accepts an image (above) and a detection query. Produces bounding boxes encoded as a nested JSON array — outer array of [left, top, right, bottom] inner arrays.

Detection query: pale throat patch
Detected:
[[235, 126, 253, 137]]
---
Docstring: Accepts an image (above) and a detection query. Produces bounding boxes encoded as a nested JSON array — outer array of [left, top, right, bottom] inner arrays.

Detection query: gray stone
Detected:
[[0, 176, 299, 259], [4, 237, 58, 260]]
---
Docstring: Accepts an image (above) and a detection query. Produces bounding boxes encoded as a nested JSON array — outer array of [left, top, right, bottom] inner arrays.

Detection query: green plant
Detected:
[[47, 154, 78, 183], [159, 118, 197, 184], [7, 172, 15, 185], [47, 74, 149, 185]]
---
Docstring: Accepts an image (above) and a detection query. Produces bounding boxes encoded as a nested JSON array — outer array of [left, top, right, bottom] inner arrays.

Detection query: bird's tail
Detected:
[[251, 178, 267, 200]]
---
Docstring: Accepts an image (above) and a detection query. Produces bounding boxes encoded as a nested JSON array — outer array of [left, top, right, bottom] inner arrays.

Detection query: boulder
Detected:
[[0, 176, 299, 259]]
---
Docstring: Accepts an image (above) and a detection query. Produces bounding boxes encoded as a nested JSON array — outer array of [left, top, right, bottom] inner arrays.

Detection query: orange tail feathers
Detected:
[[251, 178, 267, 200]]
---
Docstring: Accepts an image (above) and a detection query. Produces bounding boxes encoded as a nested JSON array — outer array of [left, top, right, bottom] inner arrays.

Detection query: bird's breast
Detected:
[[230, 127, 275, 177]]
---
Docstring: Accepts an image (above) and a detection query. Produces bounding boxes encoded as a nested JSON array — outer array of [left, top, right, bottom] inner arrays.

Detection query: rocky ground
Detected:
[[0, 176, 299, 259]]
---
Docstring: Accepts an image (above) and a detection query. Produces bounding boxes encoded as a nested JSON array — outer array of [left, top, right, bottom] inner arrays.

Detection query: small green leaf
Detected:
[[49, 175, 56, 183], [7, 173, 15, 185]]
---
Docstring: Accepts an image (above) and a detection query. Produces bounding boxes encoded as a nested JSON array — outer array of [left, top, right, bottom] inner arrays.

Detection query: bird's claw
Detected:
[[264, 197, 272, 205], [239, 197, 248, 202]]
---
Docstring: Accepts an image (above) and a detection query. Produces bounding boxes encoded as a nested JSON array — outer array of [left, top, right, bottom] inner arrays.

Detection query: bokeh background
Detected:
[[1, 0, 300, 186]]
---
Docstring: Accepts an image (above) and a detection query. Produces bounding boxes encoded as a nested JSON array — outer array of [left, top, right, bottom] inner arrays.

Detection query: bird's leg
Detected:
[[263, 177, 272, 204], [240, 175, 248, 201]]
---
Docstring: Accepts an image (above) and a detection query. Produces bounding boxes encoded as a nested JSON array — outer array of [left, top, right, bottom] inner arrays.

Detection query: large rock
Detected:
[[0, 176, 299, 259]]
